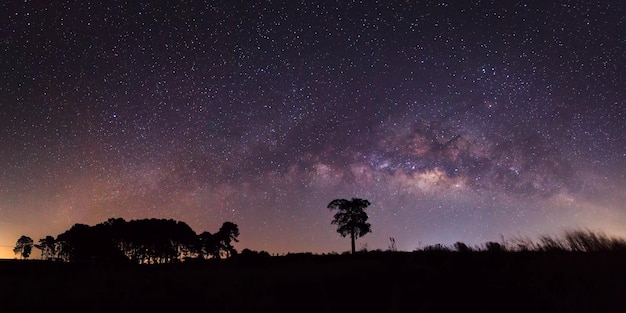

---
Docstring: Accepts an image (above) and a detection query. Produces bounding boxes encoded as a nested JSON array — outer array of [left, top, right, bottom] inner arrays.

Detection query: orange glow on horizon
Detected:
[[0, 246, 16, 260]]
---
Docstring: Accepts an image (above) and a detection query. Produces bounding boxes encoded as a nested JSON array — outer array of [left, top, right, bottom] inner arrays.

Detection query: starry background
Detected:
[[1, 0, 625, 258]]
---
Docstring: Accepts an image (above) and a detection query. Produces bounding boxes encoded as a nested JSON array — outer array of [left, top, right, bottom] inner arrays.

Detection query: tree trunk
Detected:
[[351, 230, 356, 254]]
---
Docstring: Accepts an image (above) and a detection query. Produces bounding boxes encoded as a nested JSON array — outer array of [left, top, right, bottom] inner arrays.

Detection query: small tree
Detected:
[[14, 235, 34, 259], [327, 198, 372, 254]]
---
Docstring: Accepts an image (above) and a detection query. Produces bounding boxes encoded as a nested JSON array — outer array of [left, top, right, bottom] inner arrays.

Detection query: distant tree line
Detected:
[[15, 218, 240, 264]]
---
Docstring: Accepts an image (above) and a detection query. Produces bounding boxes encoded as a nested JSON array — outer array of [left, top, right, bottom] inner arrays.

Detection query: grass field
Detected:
[[1, 251, 625, 313]]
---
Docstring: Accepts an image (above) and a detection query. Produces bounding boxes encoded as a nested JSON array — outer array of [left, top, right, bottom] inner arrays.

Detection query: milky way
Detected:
[[1, 1, 625, 256]]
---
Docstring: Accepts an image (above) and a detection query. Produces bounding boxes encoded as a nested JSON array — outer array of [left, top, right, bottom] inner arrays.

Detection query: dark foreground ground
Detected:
[[1, 251, 625, 313]]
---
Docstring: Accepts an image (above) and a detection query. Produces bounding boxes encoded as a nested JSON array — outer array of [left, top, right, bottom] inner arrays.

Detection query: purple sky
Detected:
[[1, 1, 625, 258]]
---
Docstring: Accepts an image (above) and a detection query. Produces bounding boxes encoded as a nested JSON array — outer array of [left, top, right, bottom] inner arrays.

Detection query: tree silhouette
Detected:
[[34, 217, 240, 264], [195, 222, 239, 260], [35, 236, 57, 260], [56, 223, 107, 263], [13, 235, 34, 259], [216, 222, 240, 259], [327, 198, 372, 254], [104, 218, 197, 264], [197, 231, 220, 259]]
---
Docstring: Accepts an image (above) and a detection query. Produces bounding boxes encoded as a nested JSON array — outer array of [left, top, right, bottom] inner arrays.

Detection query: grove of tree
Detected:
[[17, 218, 240, 264]]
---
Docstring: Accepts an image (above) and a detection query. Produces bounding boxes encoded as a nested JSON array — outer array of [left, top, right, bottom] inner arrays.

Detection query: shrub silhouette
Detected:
[[485, 241, 504, 252], [454, 241, 472, 252]]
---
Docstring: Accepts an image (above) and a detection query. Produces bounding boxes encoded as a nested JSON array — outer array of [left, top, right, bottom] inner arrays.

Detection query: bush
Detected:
[[454, 242, 472, 252], [485, 242, 504, 252]]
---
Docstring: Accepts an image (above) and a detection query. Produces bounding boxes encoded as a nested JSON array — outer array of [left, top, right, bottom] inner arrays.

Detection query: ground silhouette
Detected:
[[9, 221, 626, 312], [2, 249, 626, 313]]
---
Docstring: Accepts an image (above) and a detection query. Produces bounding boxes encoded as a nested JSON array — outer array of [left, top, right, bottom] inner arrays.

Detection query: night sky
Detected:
[[1, 0, 625, 258]]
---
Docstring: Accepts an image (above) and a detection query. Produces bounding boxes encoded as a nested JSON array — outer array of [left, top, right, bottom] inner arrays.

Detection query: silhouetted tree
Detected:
[[115, 218, 197, 264], [56, 222, 128, 264], [327, 198, 372, 254], [216, 222, 240, 259], [35, 236, 57, 260], [13, 235, 34, 259], [56, 223, 99, 263], [47, 217, 240, 264], [198, 231, 220, 259], [171, 220, 199, 260]]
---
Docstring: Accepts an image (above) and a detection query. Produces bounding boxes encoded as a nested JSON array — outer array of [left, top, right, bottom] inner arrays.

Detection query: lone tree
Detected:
[[14, 235, 34, 259], [327, 198, 372, 254]]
